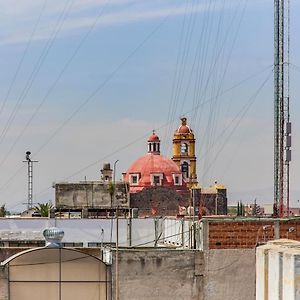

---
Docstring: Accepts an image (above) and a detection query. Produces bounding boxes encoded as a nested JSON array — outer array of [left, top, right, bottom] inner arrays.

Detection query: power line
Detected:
[[0, 0, 48, 120], [26, 67, 273, 202], [4, 65, 272, 209], [34, 13, 171, 156], [0, 0, 110, 170], [201, 71, 272, 179], [0, 0, 74, 150]]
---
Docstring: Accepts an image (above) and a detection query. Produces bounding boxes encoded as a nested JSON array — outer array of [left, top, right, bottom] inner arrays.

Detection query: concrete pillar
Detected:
[[0, 266, 8, 300], [268, 249, 282, 300]]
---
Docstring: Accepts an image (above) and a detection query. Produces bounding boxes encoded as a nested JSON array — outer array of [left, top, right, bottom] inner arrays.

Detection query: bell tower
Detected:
[[172, 117, 197, 187]]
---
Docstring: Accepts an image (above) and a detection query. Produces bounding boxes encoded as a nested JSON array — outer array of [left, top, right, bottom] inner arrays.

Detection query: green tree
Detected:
[[34, 202, 53, 217], [0, 204, 7, 217]]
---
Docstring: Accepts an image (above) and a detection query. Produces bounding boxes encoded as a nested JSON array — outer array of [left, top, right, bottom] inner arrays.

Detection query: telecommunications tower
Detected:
[[274, 0, 291, 217]]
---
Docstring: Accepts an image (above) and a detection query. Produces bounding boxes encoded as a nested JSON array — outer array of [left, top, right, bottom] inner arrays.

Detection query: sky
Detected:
[[0, 0, 299, 211]]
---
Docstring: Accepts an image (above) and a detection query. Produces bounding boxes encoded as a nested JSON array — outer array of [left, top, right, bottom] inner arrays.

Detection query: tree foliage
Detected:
[[0, 204, 7, 217], [34, 202, 53, 217]]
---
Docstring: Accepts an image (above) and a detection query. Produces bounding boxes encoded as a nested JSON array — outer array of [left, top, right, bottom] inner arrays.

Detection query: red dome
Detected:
[[124, 153, 183, 193], [148, 133, 160, 142], [177, 125, 191, 134]]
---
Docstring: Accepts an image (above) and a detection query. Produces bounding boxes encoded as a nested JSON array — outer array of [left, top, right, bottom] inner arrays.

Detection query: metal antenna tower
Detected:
[[274, 0, 291, 217], [23, 151, 38, 210]]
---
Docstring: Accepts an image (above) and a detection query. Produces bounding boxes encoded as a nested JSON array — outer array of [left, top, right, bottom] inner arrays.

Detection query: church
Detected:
[[123, 117, 227, 217], [54, 117, 227, 218]]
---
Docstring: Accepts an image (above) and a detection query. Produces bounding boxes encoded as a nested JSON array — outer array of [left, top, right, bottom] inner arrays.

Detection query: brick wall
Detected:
[[204, 218, 300, 249]]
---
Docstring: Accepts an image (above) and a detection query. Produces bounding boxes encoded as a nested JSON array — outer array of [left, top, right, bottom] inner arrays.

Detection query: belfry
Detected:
[[172, 117, 197, 187]]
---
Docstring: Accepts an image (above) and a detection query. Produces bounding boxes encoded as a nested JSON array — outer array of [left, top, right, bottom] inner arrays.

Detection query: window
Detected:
[[181, 143, 188, 154], [173, 174, 182, 185], [132, 175, 138, 184], [130, 174, 140, 185], [181, 162, 189, 179], [153, 176, 160, 185], [151, 173, 163, 186]]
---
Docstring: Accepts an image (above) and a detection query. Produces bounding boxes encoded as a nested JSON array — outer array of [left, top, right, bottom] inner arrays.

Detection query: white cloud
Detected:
[[0, 1, 226, 45]]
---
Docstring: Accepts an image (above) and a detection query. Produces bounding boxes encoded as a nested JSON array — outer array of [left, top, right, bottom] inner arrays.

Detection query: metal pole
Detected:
[[113, 160, 119, 300]]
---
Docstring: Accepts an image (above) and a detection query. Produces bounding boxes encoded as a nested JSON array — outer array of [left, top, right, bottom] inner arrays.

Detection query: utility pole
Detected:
[[274, 0, 291, 217], [23, 151, 38, 210], [113, 159, 120, 300]]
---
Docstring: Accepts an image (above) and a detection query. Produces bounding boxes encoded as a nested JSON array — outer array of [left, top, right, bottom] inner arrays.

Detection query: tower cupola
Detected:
[[148, 131, 160, 155]]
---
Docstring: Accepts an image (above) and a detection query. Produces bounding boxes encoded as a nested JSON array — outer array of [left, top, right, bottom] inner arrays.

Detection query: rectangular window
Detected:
[[153, 176, 160, 185], [130, 174, 140, 185], [175, 176, 179, 184], [132, 175, 138, 184]]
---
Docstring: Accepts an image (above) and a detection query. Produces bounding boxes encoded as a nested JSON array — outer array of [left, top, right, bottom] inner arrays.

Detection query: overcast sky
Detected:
[[0, 0, 299, 211]]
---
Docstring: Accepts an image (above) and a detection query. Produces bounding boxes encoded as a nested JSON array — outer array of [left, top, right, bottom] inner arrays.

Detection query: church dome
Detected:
[[148, 132, 160, 142], [125, 154, 182, 192], [177, 125, 191, 134], [176, 117, 192, 134]]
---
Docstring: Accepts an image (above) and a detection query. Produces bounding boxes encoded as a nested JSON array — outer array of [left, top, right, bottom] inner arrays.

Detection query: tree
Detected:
[[0, 204, 7, 217], [34, 202, 53, 217]]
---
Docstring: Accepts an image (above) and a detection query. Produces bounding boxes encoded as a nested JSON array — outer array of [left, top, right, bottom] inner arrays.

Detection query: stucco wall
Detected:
[[113, 248, 255, 300], [113, 249, 204, 300], [0, 267, 8, 300], [203, 249, 256, 300]]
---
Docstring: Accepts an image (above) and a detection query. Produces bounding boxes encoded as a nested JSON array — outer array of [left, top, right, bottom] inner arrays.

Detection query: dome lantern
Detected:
[[148, 130, 160, 155]]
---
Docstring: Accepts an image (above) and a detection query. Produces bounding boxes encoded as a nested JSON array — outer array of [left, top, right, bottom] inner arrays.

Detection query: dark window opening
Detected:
[[153, 176, 160, 185], [181, 162, 189, 178], [131, 175, 138, 184]]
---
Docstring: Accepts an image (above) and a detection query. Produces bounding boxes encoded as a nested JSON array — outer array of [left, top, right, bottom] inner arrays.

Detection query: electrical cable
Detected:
[[33, 14, 171, 157], [201, 71, 272, 179], [0, 0, 74, 149], [0, 0, 110, 170], [5, 66, 273, 209], [0, 0, 48, 120]]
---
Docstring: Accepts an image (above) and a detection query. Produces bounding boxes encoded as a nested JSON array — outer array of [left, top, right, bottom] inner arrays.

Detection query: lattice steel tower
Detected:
[[23, 151, 38, 210], [274, 0, 291, 217]]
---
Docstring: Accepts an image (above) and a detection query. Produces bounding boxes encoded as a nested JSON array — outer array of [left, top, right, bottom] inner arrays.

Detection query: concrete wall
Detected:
[[0, 246, 256, 300], [203, 249, 256, 300], [113, 249, 203, 300], [0, 266, 8, 300], [55, 181, 129, 209], [113, 248, 256, 300]]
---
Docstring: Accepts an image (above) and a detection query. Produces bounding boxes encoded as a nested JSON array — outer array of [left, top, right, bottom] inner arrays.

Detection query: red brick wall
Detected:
[[207, 219, 300, 249]]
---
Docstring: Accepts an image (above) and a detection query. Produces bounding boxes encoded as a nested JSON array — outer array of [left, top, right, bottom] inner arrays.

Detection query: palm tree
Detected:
[[34, 202, 53, 217]]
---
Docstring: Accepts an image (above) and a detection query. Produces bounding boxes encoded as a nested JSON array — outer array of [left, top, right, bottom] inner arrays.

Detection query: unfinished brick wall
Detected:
[[205, 218, 300, 249]]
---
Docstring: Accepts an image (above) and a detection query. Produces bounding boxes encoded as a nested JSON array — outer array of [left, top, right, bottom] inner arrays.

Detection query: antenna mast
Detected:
[[23, 151, 38, 210], [274, 0, 291, 217]]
